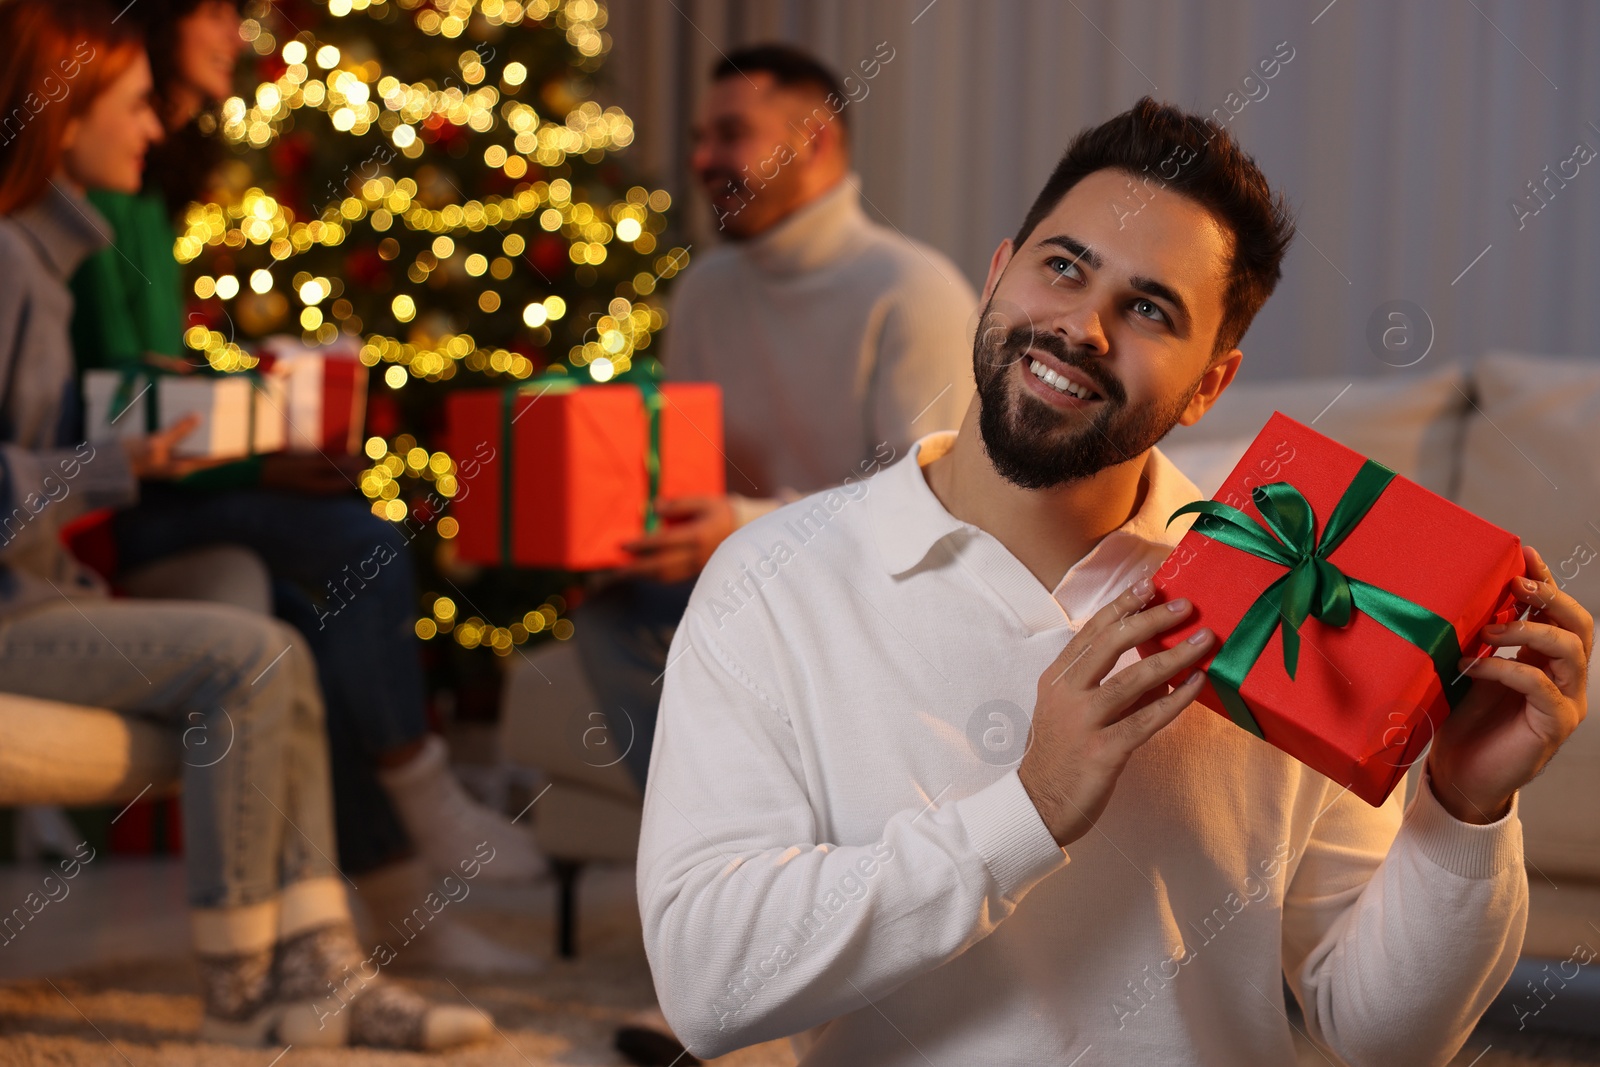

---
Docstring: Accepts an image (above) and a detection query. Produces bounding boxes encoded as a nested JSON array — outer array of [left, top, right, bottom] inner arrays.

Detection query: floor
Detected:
[[0, 859, 1597, 1066], [0, 857, 794, 1066]]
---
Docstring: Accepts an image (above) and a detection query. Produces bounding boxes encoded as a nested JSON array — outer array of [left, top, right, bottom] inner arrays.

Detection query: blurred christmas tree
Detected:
[[175, 0, 686, 701]]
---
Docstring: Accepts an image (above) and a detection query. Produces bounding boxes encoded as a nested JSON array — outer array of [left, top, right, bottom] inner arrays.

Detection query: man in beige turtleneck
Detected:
[[553, 43, 976, 1066], [568, 43, 978, 791]]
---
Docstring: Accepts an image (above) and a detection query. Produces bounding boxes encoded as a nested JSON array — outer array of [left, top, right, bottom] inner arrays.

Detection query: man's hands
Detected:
[[1426, 545, 1593, 825], [616, 494, 737, 583], [1019, 578, 1213, 848], [1016, 545, 1595, 844]]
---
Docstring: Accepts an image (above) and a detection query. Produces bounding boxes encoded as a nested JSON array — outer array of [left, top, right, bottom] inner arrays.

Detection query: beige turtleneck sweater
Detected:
[[661, 175, 977, 518]]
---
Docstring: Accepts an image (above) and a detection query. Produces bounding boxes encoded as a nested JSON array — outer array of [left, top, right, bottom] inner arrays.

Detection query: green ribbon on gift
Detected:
[[108, 367, 159, 433], [496, 358, 666, 567], [1167, 459, 1471, 739]]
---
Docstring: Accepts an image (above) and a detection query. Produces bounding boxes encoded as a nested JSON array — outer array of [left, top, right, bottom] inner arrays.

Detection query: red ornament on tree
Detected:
[[529, 234, 568, 279], [270, 133, 315, 218], [344, 247, 389, 290], [365, 388, 402, 440]]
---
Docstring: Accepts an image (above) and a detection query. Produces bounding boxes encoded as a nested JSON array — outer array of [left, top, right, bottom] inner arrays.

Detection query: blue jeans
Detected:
[[0, 599, 336, 909], [113, 487, 426, 876], [574, 577, 696, 788]]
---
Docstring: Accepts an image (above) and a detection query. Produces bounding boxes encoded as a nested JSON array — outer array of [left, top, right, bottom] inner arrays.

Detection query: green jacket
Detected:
[[70, 189, 261, 490]]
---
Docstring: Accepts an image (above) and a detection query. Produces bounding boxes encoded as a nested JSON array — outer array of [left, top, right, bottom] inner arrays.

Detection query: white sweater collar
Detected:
[[737, 174, 870, 277], [868, 430, 1204, 582]]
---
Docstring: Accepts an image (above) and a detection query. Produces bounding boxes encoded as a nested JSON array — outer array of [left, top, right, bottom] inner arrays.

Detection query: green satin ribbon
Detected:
[[1168, 459, 1471, 739], [109, 368, 159, 433], [496, 358, 665, 567]]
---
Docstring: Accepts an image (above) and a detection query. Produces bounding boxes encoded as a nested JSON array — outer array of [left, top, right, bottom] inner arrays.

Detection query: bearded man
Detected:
[[635, 97, 1591, 1066]]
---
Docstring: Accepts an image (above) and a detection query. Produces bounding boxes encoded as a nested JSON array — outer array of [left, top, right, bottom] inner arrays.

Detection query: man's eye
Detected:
[[1133, 298, 1167, 323], [1046, 256, 1082, 281]]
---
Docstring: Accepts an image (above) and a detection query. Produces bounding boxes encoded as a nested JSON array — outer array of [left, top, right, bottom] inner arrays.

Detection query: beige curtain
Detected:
[[602, 0, 1600, 381]]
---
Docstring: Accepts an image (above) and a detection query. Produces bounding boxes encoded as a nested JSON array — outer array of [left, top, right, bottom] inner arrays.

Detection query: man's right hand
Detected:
[[1018, 578, 1214, 848]]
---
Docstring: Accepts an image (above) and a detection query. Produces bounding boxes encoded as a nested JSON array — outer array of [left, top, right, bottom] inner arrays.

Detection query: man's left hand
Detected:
[[616, 495, 737, 583], [1426, 545, 1593, 824]]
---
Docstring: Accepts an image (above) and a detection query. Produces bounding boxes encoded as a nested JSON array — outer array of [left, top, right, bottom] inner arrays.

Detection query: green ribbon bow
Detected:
[[497, 358, 665, 567], [1168, 459, 1471, 739]]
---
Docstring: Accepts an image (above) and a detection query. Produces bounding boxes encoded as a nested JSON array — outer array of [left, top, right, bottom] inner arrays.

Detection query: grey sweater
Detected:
[[0, 183, 138, 616]]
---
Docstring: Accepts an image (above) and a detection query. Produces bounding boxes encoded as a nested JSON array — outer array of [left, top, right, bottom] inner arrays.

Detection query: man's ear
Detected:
[[1177, 348, 1243, 426], [808, 108, 844, 165], [981, 238, 1015, 304]]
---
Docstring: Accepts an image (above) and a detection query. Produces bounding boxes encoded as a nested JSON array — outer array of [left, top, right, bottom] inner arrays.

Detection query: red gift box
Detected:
[[445, 378, 725, 570], [256, 337, 369, 455], [1139, 412, 1525, 806]]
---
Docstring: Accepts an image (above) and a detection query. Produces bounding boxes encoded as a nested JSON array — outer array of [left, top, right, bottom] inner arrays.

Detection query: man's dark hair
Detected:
[[714, 43, 851, 134], [1012, 97, 1295, 357]]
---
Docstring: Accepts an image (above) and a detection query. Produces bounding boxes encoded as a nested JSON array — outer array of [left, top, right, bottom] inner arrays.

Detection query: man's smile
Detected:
[[1025, 354, 1102, 402], [1014, 348, 1115, 413]]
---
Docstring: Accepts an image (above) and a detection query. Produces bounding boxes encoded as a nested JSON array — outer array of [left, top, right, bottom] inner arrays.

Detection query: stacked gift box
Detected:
[[255, 335, 370, 455], [81, 335, 369, 459], [83, 369, 286, 458]]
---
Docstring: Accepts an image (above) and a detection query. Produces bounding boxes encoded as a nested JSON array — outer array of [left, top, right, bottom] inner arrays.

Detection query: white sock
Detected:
[[354, 859, 543, 976], [377, 735, 547, 882]]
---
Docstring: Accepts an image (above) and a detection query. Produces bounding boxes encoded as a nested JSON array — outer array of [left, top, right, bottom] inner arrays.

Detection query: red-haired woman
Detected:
[[0, 1, 490, 1051], [68, 0, 550, 973]]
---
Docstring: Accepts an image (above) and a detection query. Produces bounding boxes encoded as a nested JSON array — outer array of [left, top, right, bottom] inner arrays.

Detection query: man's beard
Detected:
[[972, 305, 1201, 490]]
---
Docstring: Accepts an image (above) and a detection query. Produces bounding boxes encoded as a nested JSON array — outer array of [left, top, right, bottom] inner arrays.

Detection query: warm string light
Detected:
[[223, 2, 616, 156], [360, 432, 572, 646], [175, 183, 670, 265], [359, 432, 459, 512], [175, 180, 685, 374], [191, 0, 645, 644], [417, 591, 575, 652]]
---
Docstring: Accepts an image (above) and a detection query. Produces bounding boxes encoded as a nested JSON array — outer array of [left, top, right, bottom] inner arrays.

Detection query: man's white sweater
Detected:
[[637, 431, 1527, 1066], [662, 174, 976, 510]]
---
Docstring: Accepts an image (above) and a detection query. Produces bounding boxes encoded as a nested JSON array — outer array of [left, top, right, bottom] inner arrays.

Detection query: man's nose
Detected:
[[1049, 299, 1111, 358]]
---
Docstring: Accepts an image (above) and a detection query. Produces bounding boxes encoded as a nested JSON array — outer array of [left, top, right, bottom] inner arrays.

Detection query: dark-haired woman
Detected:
[[68, 0, 545, 975]]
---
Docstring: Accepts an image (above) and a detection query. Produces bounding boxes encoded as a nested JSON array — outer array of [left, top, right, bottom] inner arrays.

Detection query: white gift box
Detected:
[[83, 370, 287, 459], [250, 376, 288, 454], [82, 371, 150, 444], [156, 377, 252, 458]]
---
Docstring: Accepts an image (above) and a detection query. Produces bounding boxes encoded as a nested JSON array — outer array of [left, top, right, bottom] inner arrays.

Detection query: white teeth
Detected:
[[1029, 358, 1095, 400]]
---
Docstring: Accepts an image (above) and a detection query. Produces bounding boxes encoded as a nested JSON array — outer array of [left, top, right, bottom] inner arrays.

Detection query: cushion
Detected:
[[1457, 351, 1600, 877], [1158, 438, 1253, 499], [0, 694, 178, 806], [498, 639, 642, 804], [1160, 363, 1470, 495]]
